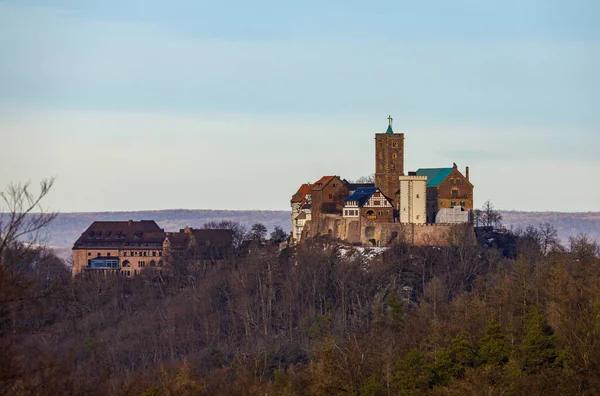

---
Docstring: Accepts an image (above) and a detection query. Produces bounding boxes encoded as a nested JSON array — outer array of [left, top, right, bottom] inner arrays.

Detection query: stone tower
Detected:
[[375, 115, 404, 204]]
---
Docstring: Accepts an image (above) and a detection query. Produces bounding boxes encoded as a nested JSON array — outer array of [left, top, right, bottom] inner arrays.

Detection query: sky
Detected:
[[0, 0, 598, 212]]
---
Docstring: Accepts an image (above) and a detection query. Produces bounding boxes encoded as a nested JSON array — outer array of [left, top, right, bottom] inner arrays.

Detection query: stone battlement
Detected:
[[302, 214, 471, 247]]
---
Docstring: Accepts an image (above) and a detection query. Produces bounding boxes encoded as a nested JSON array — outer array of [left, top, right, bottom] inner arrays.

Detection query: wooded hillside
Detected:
[[3, 225, 600, 394]]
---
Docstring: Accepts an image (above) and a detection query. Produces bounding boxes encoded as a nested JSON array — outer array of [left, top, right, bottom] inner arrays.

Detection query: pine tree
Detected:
[[520, 306, 558, 373], [478, 321, 509, 367], [392, 349, 429, 394], [448, 331, 477, 378]]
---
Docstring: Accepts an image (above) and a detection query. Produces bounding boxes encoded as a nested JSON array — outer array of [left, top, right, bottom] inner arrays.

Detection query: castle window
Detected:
[[333, 183, 337, 188], [392, 153, 397, 159], [392, 142, 397, 148], [123, 252, 127, 257], [97, 252, 101, 257], [88, 252, 91, 256], [107, 252, 111, 257], [416, 194, 420, 199], [152, 251, 156, 256], [159, 251, 162, 257], [452, 188, 459, 198], [456, 179, 461, 185], [390, 163, 395, 171], [451, 201, 456, 206], [460, 201, 465, 206], [328, 194, 333, 199]]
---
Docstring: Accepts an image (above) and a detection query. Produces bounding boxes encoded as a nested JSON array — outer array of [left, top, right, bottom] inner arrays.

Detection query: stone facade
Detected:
[[375, 131, 404, 203], [311, 176, 349, 219], [424, 165, 474, 223], [302, 212, 465, 247]]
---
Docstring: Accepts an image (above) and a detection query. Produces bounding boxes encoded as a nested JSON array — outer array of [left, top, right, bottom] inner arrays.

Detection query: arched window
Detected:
[[122, 260, 130, 268], [366, 210, 375, 216], [392, 153, 397, 159], [452, 188, 459, 198], [150, 260, 156, 267]]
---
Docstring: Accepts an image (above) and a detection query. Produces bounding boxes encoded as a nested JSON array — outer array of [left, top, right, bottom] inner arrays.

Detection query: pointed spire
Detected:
[[386, 114, 394, 134]]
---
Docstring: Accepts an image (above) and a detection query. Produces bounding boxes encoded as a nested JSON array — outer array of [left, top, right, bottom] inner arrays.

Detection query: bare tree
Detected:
[[538, 222, 559, 255], [480, 200, 502, 228], [202, 220, 246, 248], [0, 178, 57, 268], [354, 174, 375, 184]]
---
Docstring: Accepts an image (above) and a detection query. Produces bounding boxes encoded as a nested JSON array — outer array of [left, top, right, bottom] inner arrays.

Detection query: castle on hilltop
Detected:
[[291, 117, 474, 246]]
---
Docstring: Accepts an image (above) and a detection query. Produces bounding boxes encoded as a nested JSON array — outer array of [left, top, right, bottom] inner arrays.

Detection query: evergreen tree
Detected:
[[359, 374, 386, 396], [520, 306, 558, 372], [448, 331, 477, 378], [478, 321, 509, 367], [429, 348, 453, 387], [392, 349, 430, 394]]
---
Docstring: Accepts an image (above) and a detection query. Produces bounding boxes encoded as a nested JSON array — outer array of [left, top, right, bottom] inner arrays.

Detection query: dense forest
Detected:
[[2, 182, 600, 395]]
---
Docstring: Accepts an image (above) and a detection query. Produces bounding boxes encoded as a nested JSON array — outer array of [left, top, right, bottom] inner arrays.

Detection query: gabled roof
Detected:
[[416, 168, 453, 187], [345, 187, 391, 207], [312, 176, 339, 190], [291, 183, 314, 203]]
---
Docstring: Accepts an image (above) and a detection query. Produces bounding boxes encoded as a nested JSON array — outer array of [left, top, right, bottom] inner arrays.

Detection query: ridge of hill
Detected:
[[40, 209, 600, 256]]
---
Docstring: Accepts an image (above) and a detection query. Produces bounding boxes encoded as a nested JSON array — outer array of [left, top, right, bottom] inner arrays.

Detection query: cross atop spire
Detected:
[[386, 114, 394, 134]]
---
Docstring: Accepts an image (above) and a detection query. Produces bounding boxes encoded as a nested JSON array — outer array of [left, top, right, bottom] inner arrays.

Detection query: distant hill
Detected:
[[41, 210, 291, 259], [38, 209, 600, 257], [500, 211, 600, 246]]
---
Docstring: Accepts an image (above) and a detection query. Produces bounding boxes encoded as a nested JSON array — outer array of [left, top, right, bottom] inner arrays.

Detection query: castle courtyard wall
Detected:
[[303, 214, 468, 247]]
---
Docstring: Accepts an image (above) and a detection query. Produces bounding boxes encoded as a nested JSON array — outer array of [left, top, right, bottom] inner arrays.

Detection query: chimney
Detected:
[[453, 162, 457, 169], [128, 219, 133, 226], [466, 166, 470, 181]]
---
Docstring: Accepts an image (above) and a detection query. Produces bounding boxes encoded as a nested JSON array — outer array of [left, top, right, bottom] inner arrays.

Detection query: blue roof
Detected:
[[416, 168, 453, 187], [386, 125, 393, 134], [345, 187, 378, 207]]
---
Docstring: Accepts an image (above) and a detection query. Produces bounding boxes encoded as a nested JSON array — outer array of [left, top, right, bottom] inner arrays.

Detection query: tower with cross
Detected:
[[375, 115, 405, 207]]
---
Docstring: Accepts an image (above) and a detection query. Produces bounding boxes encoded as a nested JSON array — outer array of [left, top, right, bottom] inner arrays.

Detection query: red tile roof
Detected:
[[291, 183, 315, 203], [312, 176, 338, 190]]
